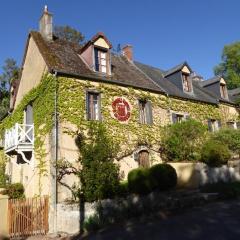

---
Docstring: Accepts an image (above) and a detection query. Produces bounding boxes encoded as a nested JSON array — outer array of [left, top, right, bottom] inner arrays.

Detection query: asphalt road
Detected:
[[80, 199, 240, 240]]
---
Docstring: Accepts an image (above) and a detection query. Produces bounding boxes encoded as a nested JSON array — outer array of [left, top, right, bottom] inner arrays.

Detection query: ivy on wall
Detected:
[[0, 73, 239, 192], [0, 74, 56, 192]]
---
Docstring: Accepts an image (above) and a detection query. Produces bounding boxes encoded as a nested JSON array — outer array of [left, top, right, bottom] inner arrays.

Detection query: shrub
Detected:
[[211, 128, 240, 156], [77, 122, 120, 202], [201, 181, 240, 199], [117, 180, 129, 197], [1, 183, 25, 199], [149, 164, 177, 191], [128, 168, 152, 195], [201, 140, 231, 167], [0, 151, 7, 188], [161, 119, 206, 161]]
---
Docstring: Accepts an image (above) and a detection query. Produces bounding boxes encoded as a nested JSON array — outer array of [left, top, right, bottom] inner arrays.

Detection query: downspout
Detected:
[[51, 70, 58, 233]]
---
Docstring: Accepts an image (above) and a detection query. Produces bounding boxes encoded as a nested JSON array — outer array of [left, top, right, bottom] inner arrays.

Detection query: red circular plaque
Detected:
[[112, 98, 131, 121]]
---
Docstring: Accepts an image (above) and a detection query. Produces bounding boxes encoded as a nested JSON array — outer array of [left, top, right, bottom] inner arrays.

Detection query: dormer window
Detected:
[[182, 73, 192, 93], [80, 32, 112, 75], [220, 83, 228, 99], [94, 48, 108, 74]]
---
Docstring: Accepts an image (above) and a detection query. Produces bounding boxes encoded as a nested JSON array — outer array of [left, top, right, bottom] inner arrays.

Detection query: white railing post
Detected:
[[15, 123, 19, 146]]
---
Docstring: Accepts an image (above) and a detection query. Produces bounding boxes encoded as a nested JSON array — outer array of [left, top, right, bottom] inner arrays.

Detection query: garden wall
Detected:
[[0, 193, 9, 238], [56, 161, 240, 234], [169, 161, 240, 188]]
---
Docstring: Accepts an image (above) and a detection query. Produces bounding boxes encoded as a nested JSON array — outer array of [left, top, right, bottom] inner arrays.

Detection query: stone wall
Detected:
[[55, 162, 240, 234], [0, 193, 9, 238], [170, 161, 240, 188]]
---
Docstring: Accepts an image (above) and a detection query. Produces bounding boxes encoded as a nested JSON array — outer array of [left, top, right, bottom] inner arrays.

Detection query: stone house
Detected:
[[0, 6, 239, 231]]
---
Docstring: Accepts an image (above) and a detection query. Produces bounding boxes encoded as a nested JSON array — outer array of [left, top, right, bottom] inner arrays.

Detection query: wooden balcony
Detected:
[[4, 123, 34, 155]]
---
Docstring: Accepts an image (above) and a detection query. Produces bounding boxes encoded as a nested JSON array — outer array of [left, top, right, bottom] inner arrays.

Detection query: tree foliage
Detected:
[[161, 119, 207, 161], [0, 58, 19, 119], [54, 25, 85, 45], [76, 122, 120, 202], [214, 42, 240, 89], [0, 151, 7, 188], [201, 139, 231, 167]]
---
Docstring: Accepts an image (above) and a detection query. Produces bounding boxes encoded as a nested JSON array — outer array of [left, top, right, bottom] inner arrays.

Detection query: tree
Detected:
[[77, 122, 120, 202], [54, 25, 85, 45], [161, 119, 207, 161], [214, 42, 240, 89], [0, 58, 19, 119]]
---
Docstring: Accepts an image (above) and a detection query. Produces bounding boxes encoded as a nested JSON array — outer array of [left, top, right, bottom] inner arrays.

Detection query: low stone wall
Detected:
[[169, 161, 240, 188], [56, 161, 240, 234], [0, 193, 9, 238]]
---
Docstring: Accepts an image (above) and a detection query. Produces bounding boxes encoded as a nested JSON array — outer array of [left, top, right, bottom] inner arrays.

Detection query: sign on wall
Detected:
[[112, 97, 131, 122]]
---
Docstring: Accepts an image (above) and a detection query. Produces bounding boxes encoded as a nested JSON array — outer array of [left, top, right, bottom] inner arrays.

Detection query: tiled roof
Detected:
[[29, 31, 237, 106], [200, 76, 221, 87], [134, 61, 218, 104], [164, 62, 192, 77], [31, 31, 164, 93]]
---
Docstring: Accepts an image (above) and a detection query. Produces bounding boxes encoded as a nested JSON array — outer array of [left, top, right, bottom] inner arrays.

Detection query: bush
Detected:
[[1, 183, 25, 199], [149, 164, 177, 191], [161, 119, 206, 161], [201, 181, 240, 199], [0, 151, 7, 188], [77, 122, 120, 202], [211, 128, 240, 157], [128, 168, 152, 195], [201, 140, 231, 167], [117, 181, 129, 197]]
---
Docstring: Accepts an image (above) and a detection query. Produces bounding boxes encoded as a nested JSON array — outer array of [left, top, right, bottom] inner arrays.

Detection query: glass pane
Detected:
[[100, 52, 106, 59], [101, 59, 106, 66], [101, 66, 107, 73]]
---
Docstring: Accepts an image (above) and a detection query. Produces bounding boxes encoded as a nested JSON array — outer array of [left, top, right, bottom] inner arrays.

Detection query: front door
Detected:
[[138, 150, 150, 168]]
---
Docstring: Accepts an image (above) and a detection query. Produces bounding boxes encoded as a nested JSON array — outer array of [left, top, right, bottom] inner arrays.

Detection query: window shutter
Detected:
[[146, 101, 153, 124], [138, 100, 142, 123], [172, 113, 177, 123], [98, 94, 102, 121], [85, 92, 89, 120], [208, 119, 213, 132], [94, 48, 99, 71], [217, 120, 222, 129], [25, 105, 33, 125]]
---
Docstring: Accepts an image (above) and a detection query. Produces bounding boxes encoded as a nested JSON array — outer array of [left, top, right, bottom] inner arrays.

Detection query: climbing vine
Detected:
[[0, 73, 239, 193], [0, 74, 56, 192]]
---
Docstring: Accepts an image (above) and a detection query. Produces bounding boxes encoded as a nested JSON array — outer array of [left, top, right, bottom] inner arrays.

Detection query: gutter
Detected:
[[51, 70, 58, 233], [49, 68, 166, 95]]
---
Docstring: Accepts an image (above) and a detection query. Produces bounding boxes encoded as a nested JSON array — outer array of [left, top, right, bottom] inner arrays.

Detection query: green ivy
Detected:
[[0, 73, 238, 193]]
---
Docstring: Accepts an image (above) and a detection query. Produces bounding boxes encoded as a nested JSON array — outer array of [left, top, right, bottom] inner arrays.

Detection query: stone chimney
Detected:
[[122, 45, 133, 61], [39, 6, 53, 41]]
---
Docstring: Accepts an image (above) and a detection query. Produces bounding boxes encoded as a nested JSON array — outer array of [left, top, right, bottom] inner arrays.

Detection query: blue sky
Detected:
[[0, 0, 240, 79]]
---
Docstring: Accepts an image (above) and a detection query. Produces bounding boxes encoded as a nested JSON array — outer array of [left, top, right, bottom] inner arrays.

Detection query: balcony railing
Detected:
[[4, 123, 34, 153]]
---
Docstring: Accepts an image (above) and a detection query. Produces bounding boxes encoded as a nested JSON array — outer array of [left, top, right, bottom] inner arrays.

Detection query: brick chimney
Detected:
[[39, 6, 53, 41], [122, 45, 133, 61]]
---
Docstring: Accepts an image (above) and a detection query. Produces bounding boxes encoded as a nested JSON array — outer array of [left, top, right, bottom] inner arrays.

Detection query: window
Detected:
[[182, 74, 192, 92], [208, 119, 221, 132], [227, 121, 236, 129], [172, 113, 189, 123], [86, 92, 101, 120], [94, 48, 108, 74], [139, 100, 153, 124], [220, 84, 228, 99]]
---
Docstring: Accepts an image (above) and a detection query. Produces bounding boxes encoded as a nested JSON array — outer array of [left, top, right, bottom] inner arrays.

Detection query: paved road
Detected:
[[80, 200, 240, 240]]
